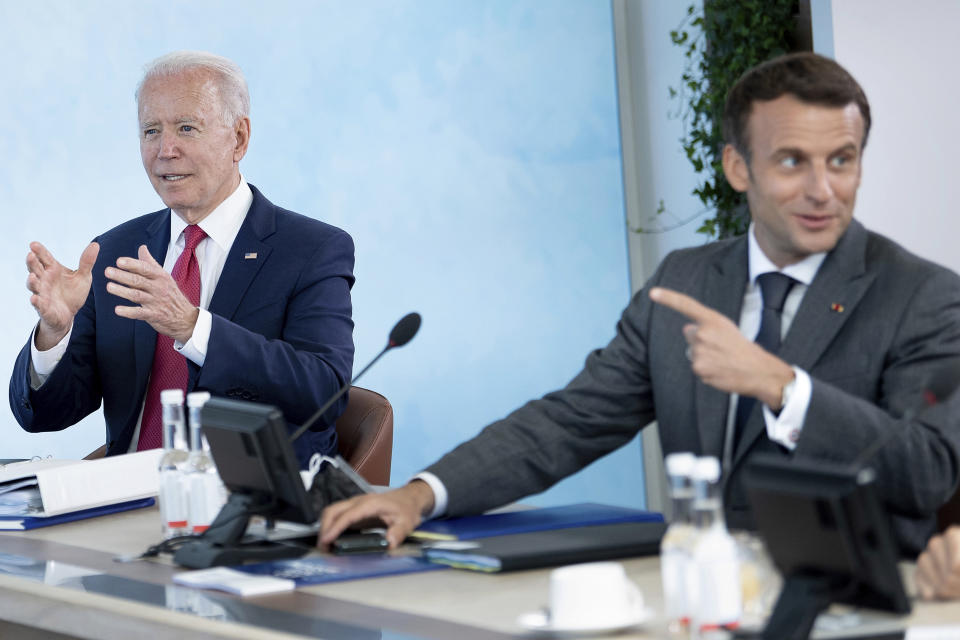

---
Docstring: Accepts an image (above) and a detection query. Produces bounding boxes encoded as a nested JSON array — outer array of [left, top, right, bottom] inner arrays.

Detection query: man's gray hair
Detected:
[[136, 50, 250, 126]]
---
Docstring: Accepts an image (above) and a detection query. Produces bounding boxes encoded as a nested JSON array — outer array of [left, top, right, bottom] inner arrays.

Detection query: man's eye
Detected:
[[830, 155, 851, 167], [181, 125, 194, 132], [780, 156, 798, 168], [143, 129, 158, 137]]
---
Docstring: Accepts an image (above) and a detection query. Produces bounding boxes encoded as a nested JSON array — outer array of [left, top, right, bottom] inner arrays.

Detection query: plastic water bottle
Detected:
[[157, 389, 190, 539], [185, 391, 226, 534], [690, 456, 741, 635], [659, 451, 697, 634]]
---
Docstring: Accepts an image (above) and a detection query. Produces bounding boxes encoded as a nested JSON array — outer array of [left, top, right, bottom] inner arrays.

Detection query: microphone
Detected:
[[288, 312, 421, 443]]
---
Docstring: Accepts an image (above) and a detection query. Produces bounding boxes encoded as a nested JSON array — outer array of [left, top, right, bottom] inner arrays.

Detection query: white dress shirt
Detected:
[[30, 177, 253, 450], [417, 224, 828, 520], [723, 224, 827, 466]]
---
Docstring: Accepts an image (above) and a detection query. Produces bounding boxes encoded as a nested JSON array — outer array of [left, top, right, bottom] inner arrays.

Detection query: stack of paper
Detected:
[[174, 567, 295, 596], [0, 450, 162, 530]]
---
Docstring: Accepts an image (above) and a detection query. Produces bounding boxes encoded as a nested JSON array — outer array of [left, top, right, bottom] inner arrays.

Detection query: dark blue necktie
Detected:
[[733, 272, 797, 449]]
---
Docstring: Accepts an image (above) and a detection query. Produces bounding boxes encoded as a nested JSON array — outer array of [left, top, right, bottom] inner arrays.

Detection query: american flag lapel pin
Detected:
[[830, 303, 845, 313], [244, 252, 258, 260]]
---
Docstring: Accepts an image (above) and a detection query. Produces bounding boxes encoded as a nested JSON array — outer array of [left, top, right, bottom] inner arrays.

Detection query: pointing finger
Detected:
[[650, 287, 717, 323]]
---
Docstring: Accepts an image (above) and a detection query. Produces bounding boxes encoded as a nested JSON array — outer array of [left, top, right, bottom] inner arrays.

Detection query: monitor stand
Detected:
[[173, 493, 314, 569], [758, 573, 852, 640]]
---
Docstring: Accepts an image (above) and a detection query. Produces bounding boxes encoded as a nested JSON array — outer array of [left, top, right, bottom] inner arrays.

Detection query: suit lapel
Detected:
[[133, 212, 172, 389], [208, 185, 275, 321], [695, 238, 749, 458], [779, 221, 873, 371], [732, 220, 875, 466]]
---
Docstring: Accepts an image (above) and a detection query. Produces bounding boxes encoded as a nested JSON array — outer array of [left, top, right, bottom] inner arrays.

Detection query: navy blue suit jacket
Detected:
[[9, 184, 355, 467]]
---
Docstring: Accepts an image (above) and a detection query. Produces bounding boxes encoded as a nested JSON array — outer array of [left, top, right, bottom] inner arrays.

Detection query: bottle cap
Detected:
[[665, 452, 696, 477], [159, 389, 184, 405], [187, 391, 211, 408], [692, 456, 721, 483]]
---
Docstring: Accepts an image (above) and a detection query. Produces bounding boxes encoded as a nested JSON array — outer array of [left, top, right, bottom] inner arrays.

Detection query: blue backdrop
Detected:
[[0, 0, 645, 508]]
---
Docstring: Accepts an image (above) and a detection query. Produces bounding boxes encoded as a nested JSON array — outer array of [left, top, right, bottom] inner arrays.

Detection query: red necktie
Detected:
[[137, 225, 207, 450]]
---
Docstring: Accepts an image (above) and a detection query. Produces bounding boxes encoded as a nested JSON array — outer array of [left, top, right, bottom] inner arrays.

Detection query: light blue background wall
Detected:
[[0, 1, 646, 508]]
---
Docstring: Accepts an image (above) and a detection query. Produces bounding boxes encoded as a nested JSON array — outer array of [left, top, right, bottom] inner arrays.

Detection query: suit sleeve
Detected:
[[9, 284, 103, 432], [795, 266, 960, 519], [195, 229, 355, 429], [425, 261, 672, 517]]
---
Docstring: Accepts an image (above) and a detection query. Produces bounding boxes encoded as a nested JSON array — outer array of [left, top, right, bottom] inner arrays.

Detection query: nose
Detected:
[[804, 162, 833, 206], [156, 130, 180, 159]]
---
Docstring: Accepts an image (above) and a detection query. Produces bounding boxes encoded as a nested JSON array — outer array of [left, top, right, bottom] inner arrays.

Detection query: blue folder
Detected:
[[0, 497, 156, 531], [411, 502, 663, 541], [235, 554, 446, 585]]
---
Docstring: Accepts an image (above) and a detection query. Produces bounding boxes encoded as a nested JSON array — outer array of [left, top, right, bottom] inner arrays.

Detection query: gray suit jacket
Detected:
[[427, 220, 960, 555]]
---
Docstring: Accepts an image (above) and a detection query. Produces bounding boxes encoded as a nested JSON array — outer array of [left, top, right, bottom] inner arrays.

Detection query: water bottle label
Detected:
[[696, 557, 741, 628], [188, 474, 225, 533], [661, 550, 689, 620], [160, 472, 188, 528]]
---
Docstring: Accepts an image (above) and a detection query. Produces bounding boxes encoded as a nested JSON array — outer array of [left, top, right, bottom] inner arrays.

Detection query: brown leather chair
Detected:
[[84, 386, 394, 484], [84, 444, 107, 460], [335, 387, 394, 486]]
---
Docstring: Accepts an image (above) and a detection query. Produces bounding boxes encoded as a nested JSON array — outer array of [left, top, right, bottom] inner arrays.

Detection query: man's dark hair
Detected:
[[722, 52, 871, 162]]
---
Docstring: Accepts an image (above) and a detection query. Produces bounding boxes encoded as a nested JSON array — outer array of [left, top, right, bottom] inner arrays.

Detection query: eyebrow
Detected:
[[140, 116, 203, 129], [829, 143, 859, 155], [773, 147, 803, 156], [772, 142, 859, 157]]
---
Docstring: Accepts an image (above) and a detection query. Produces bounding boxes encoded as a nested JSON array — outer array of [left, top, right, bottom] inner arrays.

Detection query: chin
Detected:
[[797, 235, 841, 257], [155, 186, 195, 208]]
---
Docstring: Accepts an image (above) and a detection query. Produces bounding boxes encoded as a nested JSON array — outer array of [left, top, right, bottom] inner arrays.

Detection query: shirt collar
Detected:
[[747, 222, 827, 287], [169, 175, 253, 251]]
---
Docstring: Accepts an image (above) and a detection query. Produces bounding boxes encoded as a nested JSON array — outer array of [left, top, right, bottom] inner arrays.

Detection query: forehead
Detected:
[[746, 94, 865, 154], [138, 70, 221, 121]]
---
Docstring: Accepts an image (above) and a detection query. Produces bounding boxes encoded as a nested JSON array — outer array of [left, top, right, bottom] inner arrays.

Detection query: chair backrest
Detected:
[[335, 386, 394, 486], [85, 387, 395, 485]]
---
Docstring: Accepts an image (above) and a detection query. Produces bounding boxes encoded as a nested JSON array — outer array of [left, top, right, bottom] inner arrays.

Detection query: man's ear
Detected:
[[721, 143, 750, 193], [233, 116, 251, 163]]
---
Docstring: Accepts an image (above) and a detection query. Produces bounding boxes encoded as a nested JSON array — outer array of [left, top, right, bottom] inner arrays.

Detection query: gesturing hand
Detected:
[[649, 286, 794, 409], [27, 241, 100, 350], [105, 245, 199, 343]]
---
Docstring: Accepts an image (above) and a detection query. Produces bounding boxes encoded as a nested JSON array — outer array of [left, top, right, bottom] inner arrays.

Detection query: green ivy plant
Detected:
[[670, 0, 800, 238]]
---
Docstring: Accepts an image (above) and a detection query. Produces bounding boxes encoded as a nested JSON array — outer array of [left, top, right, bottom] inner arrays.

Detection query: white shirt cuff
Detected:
[[29, 323, 73, 388], [412, 471, 447, 520], [174, 308, 211, 366], [762, 366, 812, 451]]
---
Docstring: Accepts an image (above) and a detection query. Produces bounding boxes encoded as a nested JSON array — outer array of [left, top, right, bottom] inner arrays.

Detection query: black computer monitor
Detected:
[[201, 397, 315, 524], [744, 455, 910, 639], [173, 397, 316, 569]]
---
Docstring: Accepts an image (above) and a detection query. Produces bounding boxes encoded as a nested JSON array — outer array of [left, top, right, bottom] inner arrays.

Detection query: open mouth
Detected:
[[161, 174, 189, 182]]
